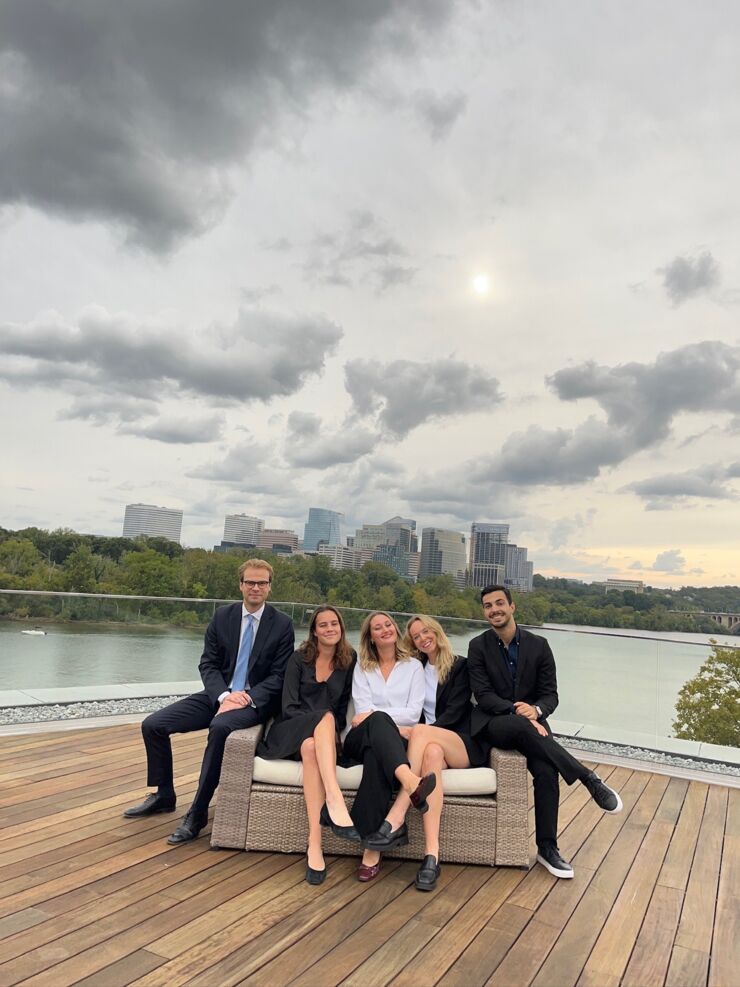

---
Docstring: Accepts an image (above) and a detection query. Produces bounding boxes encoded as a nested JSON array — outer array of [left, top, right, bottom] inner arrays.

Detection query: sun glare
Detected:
[[472, 273, 490, 296]]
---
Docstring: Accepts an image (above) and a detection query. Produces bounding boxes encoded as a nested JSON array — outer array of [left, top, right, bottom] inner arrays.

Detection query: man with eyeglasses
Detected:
[[124, 558, 294, 844]]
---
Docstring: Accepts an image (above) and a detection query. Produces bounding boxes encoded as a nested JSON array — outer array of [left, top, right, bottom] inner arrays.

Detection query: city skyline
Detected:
[[2, 3, 739, 589]]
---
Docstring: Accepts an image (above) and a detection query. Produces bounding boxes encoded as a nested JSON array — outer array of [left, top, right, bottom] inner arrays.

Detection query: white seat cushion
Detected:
[[252, 757, 496, 795]]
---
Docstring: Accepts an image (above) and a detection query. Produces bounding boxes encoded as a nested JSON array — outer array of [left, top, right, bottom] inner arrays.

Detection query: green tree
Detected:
[[673, 642, 740, 747], [0, 538, 43, 577]]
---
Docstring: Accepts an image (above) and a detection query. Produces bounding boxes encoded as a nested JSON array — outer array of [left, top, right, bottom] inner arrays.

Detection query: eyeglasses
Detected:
[[240, 579, 271, 588]]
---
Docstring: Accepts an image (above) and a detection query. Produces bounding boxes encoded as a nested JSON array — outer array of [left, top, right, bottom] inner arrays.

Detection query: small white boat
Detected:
[[21, 628, 47, 636]]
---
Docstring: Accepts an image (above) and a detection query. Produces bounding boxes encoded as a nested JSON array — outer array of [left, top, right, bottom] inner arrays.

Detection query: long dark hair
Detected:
[[299, 605, 354, 670]]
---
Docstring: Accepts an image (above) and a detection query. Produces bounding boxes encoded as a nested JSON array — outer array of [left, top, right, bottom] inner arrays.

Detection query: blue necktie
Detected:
[[230, 614, 254, 692]]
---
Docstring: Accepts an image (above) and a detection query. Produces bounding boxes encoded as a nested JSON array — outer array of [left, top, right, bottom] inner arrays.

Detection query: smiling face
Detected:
[[239, 566, 272, 611], [313, 608, 343, 651], [408, 618, 439, 659], [369, 613, 398, 650], [481, 589, 516, 633]]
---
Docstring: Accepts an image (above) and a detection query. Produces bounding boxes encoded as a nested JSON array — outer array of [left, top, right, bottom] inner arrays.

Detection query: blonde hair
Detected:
[[403, 615, 456, 685], [238, 558, 274, 581], [358, 611, 411, 671]]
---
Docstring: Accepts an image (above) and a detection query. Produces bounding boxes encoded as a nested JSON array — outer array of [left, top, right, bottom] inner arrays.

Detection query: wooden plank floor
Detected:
[[0, 723, 737, 987]]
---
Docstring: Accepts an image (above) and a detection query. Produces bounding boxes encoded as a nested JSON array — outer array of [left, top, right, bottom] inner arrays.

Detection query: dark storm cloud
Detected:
[[658, 251, 720, 305], [302, 211, 414, 291], [283, 411, 377, 468], [0, 306, 342, 410], [344, 357, 502, 438], [120, 415, 224, 444], [412, 89, 467, 140], [0, 1, 452, 250]]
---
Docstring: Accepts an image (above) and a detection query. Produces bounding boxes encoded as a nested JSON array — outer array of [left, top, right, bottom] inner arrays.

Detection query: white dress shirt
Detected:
[[218, 603, 265, 703], [352, 658, 425, 726], [423, 661, 438, 725]]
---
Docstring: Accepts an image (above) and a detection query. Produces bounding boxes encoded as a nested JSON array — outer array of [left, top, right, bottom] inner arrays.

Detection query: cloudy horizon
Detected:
[[1, 0, 739, 588]]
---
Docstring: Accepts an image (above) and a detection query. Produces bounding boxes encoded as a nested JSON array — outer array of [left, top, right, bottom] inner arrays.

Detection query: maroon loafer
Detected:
[[409, 772, 437, 813], [358, 860, 382, 882]]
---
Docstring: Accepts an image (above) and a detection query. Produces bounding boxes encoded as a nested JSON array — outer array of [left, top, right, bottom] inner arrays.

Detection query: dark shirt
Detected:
[[496, 626, 521, 682]]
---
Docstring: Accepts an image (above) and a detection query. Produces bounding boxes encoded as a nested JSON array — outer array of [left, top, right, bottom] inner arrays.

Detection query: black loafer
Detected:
[[362, 820, 409, 851], [415, 854, 441, 891], [319, 803, 361, 843], [167, 809, 208, 845], [123, 793, 176, 818]]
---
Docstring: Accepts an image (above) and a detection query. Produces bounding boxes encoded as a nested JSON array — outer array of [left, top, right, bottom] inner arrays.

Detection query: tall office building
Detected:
[[222, 514, 264, 547], [468, 522, 509, 588], [303, 507, 343, 553], [353, 516, 418, 579], [504, 544, 534, 593], [122, 503, 183, 544], [418, 528, 467, 588], [318, 544, 373, 570]]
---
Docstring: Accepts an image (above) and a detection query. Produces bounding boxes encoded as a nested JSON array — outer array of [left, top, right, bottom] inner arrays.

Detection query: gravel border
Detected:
[[1, 696, 738, 778]]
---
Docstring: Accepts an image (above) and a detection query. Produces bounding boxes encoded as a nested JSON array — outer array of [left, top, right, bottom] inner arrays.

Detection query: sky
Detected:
[[1, 0, 739, 588]]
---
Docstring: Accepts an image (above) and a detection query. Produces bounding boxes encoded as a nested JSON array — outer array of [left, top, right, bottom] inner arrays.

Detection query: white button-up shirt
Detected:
[[423, 661, 438, 725], [352, 658, 425, 726]]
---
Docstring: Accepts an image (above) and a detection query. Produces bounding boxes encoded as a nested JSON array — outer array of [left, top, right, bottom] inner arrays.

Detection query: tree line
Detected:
[[0, 526, 736, 635]]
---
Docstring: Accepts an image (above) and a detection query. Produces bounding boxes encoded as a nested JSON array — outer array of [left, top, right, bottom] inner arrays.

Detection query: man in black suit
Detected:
[[124, 558, 295, 844], [468, 584, 622, 878]]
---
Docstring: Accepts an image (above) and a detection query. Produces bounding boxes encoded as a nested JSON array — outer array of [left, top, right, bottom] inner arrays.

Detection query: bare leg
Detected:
[[300, 737, 325, 871], [313, 713, 353, 827]]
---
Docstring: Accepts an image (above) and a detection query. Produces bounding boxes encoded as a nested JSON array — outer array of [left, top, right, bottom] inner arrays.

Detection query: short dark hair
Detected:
[[480, 584, 513, 604]]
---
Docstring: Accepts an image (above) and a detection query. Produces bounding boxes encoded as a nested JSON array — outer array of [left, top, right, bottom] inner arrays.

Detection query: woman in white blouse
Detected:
[[342, 611, 434, 881], [363, 615, 486, 892]]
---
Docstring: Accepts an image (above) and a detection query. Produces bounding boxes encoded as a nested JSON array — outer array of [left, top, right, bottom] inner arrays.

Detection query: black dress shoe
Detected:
[[319, 803, 361, 843], [415, 854, 441, 891], [536, 843, 574, 879], [362, 820, 409, 850], [123, 793, 176, 818], [167, 809, 208, 845]]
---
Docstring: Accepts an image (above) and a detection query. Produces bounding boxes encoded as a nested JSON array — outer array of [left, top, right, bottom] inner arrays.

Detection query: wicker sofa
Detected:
[[210, 711, 530, 867]]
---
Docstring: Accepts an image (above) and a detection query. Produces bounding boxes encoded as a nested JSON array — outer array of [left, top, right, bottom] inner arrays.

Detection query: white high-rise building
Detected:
[[122, 503, 183, 544], [418, 528, 467, 588], [223, 514, 265, 547]]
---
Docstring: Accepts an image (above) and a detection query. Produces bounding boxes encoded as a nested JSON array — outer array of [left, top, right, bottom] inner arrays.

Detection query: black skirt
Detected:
[[257, 710, 333, 761]]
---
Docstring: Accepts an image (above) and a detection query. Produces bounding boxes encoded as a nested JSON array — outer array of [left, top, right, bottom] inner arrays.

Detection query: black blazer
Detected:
[[198, 602, 295, 717], [420, 654, 473, 733], [467, 626, 559, 736]]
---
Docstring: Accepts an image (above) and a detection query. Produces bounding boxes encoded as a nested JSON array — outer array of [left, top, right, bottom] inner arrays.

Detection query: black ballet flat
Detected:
[[320, 803, 361, 843], [305, 855, 327, 885]]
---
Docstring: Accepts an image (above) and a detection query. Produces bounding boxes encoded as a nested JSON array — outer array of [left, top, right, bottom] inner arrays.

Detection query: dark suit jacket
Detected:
[[467, 626, 559, 736], [420, 654, 473, 733], [198, 602, 295, 719]]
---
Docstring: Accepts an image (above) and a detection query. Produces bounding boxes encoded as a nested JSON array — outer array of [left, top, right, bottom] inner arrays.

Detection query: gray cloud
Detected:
[[284, 411, 378, 468], [548, 510, 597, 550], [625, 462, 740, 509], [413, 89, 467, 140], [302, 211, 413, 290], [57, 394, 158, 425], [120, 415, 224, 445], [652, 549, 686, 573], [345, 357, 502, 438], [0, 1, 451, 250], [658, 251, 720, 305], [0, 306, 342, 416]]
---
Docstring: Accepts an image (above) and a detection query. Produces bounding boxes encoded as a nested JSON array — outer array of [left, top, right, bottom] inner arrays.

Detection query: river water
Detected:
[[1, 619, 737, 741]]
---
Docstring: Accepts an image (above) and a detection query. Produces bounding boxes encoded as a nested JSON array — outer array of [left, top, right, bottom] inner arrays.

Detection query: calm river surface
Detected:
[[1, 619, 737, 739]]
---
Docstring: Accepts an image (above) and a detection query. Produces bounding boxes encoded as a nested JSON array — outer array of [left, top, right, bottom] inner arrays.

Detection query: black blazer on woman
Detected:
[[420, 654, 472, 731]]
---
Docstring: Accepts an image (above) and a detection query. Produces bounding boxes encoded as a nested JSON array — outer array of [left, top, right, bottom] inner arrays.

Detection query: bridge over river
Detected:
[[670, 610, 740, 632]]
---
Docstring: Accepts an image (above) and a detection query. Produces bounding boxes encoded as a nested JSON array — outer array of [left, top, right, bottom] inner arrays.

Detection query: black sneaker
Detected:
[[582, 772, 623, 814], [536, 844, 574, 879]]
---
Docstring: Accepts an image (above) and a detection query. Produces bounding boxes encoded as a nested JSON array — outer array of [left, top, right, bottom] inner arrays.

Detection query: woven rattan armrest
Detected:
[[490, 746, 530, 867], [210, 724, 264, 849]]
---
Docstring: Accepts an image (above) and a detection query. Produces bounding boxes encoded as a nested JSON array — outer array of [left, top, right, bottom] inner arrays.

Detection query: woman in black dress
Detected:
[[257, 605, 360, 883]]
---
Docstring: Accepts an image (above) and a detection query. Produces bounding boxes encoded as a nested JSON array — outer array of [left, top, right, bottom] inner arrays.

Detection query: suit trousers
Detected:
[[342, 711, 409, 838], [483, 714, 590, 849], [141, 692, 261, 814]]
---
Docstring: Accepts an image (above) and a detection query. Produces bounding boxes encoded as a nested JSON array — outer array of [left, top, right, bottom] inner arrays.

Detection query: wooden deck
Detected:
[[0, 723, 737, 987]]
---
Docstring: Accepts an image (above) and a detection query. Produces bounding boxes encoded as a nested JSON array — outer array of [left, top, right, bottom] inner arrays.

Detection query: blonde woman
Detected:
[[363, 615, 486, 891], [342, 611, 434, 881]]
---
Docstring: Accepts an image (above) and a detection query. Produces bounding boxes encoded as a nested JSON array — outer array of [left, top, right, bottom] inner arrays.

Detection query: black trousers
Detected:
[[342, 711, 409, 838], [141, 692, 261, 815], [484, 714, 590, 849]]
